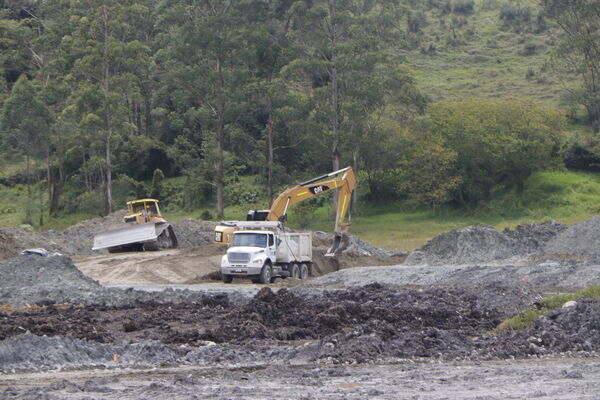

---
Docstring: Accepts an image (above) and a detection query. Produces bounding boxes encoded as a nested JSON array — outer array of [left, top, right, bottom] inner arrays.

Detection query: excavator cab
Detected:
[[246, 210, 270, 221]]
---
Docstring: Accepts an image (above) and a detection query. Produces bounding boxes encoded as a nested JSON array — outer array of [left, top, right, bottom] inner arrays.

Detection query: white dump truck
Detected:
[[220, 221, 312, 284]]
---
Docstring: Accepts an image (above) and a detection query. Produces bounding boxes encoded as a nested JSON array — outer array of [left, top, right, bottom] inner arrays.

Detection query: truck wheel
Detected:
[[290, 263, 300, 279], [222, 274, 233, 283], [299, 263, 309, 280], [259, 263, 272, 284]]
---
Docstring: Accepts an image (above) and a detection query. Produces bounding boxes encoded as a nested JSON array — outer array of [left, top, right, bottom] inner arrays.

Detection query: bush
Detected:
[[408, 9, 428, 33], [200, 210, 213, 220], [224, 180, 262, 206], [77, 190, 105, 215], [453, 0, 474, 14], [112, 174, 147, 206], [424, 100, 567, 205], [151, 168, 165, 199]]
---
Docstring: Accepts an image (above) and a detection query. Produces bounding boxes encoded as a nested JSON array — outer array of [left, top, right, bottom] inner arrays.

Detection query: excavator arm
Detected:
[[267, 167, 356, 255], [215, 167, 356, 256]]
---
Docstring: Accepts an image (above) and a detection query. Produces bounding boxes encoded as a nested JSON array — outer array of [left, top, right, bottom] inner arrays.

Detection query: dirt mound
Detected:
[[170, 218, 216, 248], [0, 212, 218, 259], [0, 332, 179, 372], [0, 229, 19, 260], [406, 221, 565, 266], [0, 254, 230, 307], [519, 297, 600, 354], [3, 284, 600, 370], [504, 220, 566, 253], [545, 216, 600, 257]]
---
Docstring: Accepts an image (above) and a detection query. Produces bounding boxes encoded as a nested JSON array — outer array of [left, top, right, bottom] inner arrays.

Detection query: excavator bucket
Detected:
[[325, 233, 347, 257], [92, 222, 175, 252]]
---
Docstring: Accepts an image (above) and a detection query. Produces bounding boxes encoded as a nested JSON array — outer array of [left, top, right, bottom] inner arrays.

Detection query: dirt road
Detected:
[[74, 245, 224, 285], [2, 357, 599, 399]]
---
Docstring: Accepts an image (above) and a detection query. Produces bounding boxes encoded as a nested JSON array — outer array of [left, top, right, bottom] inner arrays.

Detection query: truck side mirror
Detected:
[[277, 238, 281, 246]]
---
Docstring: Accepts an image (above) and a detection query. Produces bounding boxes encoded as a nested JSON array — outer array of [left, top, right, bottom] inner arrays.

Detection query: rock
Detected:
[[562, 300, 577, 308]]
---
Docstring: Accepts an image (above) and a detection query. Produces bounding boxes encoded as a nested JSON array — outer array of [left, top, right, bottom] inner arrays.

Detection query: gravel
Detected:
[[406, 221, 566, 266], [545, 216, 600, 257], [0, 254, 231, 307]]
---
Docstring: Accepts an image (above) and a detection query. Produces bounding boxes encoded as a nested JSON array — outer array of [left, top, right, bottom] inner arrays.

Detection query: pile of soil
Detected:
[[0, 254, 228, 307], [0, 332, 179, 372], [4, 283, 600, 370], [545, 216, 600, 258], [406, 221, 565, 266], [0, 212, 218, 260], [170, 218, 215, 248]]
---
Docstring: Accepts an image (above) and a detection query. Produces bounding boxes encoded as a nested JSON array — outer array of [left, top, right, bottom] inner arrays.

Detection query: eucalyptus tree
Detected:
[[155, 0, 256, 217], [543, 0, 600, 131], [286, 0, 423, 211], [1, 74, 52, 223], [68, 0, 152, 213]]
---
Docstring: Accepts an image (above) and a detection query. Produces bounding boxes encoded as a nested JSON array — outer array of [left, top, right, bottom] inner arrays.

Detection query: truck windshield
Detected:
[[232, 233, 268, 248]]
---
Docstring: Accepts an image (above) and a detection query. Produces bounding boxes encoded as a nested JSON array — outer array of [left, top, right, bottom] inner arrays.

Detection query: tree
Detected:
[[397, 135, 461, 214], [1, 74, 52, 223], [156, 0, 258, 217], [425, 100, 566, 204], [543, 0, 600, 131], [287, 0, 421, 210], [68, 0, 152, 214]]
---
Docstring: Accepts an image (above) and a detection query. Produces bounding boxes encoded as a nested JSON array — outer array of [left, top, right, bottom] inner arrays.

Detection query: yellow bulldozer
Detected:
[[92, 199, 178, 253], [214, 166, 356, 255]]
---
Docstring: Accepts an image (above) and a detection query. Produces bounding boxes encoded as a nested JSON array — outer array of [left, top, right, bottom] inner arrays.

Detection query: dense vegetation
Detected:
[[0, 0, 599, 234]]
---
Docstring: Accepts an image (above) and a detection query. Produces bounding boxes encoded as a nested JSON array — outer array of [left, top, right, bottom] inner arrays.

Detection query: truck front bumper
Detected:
[[221, 265, 262, 276]]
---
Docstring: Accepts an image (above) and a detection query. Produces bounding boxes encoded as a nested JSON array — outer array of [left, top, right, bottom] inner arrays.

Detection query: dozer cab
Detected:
[[92, 199, 178, 253]]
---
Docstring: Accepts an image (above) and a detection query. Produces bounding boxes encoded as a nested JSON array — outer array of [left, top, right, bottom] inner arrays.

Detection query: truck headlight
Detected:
[[252, 258, 264, 264]]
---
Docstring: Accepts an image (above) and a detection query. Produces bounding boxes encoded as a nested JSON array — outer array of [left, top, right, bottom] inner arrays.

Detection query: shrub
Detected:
[[200, 210, 213, 220], [453, 0, 474, 14], [408, 9, 428, 33], [151, 168, 165, 199]]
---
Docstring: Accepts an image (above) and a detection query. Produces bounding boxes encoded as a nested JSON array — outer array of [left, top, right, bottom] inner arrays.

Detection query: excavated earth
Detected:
[[3, 216, 600, 398]]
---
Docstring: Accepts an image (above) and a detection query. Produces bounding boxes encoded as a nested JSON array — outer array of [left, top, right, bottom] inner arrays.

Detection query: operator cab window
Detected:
[[269, 234, 274, 247]]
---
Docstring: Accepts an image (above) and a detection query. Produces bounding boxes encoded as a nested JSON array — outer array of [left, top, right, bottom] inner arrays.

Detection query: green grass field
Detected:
[[405, 0, 579, 109], [3, 169, 600, 251], [283, 170, 600, 251]]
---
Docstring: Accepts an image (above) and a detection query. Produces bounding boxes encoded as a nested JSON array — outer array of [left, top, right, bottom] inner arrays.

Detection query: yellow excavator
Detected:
[[214, 166, 356, 255], [92, 199, 178, 253]]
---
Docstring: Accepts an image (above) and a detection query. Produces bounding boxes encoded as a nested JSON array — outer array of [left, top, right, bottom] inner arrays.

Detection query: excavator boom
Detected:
[[215, 167, 356, 256]]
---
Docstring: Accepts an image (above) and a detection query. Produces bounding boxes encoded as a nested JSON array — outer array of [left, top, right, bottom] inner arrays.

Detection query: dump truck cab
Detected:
[[220, 221, 312, 284]]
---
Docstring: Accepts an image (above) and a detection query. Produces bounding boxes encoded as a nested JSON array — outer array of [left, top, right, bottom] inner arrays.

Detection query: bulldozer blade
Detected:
[[92, 223, 170, 251]]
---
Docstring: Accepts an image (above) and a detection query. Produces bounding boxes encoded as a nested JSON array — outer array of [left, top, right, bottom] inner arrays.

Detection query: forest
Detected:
[[0, 0, 599, 229]]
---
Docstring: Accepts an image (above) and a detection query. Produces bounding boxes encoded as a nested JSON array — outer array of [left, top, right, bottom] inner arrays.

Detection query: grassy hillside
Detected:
[[285, 170, 600, 251], [3, 169, 600, 251], [405, 0, 578, 108]]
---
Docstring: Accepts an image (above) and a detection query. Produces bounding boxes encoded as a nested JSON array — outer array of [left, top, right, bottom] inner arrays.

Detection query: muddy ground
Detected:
[[3, 216, 600, 398], [3, 357, 600, 399]]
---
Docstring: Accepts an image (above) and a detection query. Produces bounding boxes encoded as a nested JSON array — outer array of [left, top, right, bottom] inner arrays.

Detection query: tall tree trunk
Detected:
[[215, 56, 225, 218], [46, 152, 52, 215], [216, 106, 224, 218], [103, 6, 113, 215], [266, 102, 275, 207], [102, 8, 113, 214], [329, 0, 340, 215], [352, 148, 358, 213]]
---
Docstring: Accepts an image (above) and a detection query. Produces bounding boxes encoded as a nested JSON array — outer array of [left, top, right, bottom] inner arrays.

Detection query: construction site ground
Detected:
[[2, 214, 600, 399]]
